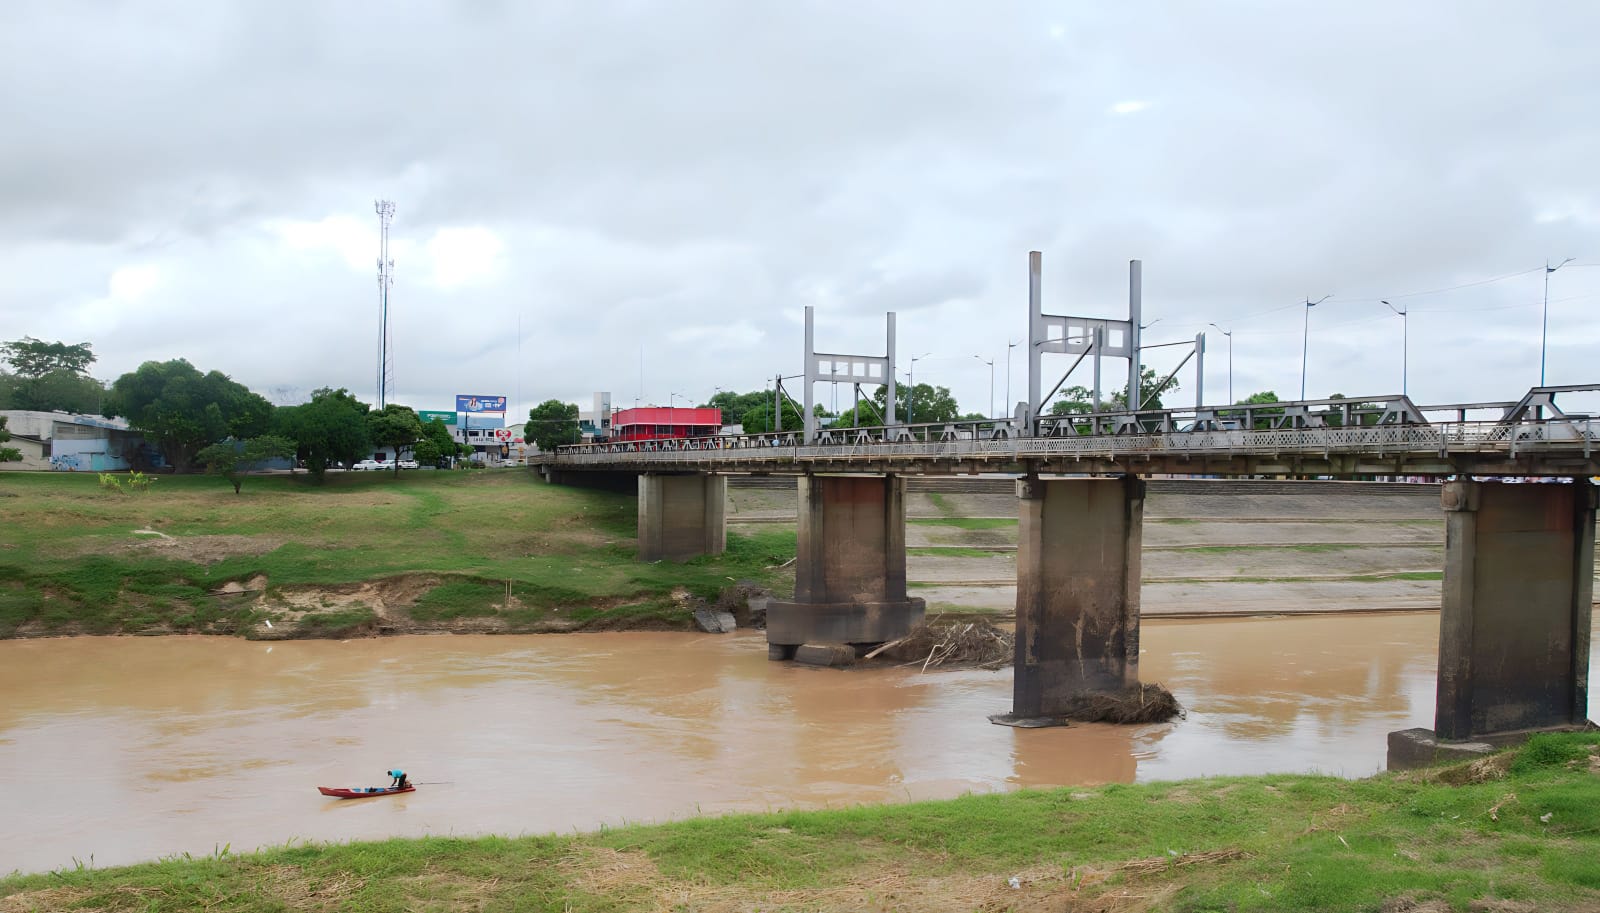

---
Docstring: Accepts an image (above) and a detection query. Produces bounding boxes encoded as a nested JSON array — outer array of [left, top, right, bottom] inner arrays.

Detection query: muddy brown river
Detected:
[[2, 614, 1590, 875]]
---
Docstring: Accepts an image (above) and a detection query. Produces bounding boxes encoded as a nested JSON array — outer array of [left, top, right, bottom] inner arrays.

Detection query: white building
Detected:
[[0, 411, 154, 472]]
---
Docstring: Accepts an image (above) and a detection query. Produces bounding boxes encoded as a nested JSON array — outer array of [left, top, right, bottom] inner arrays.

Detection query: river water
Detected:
[[0, 613, 1584, 875]]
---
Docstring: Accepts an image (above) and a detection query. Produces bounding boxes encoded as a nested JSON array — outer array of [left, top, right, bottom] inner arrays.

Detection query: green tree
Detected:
[[1110, 368, 1180, 412], [526, 400, 580, 451], [367, 404, 423, 474], [102, 360, 273, 473], [1, 337, 95, 376], [1234, 390, 1283, 429], [0, 415, 20, 463], [741, 400, 806, 434], [275, 387, 371, 481], [195, 435, 296, 494], [830, 383, 960, 429], [0, 336, 105, 413], [1048, 385, 1096, 416], [413, 418, 466, 467], [703, 389, 772, 419]]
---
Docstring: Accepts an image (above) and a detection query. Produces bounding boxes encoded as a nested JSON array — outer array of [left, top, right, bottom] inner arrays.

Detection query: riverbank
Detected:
[[0, 471, 794, 639], [5, 732, 1599, 911]]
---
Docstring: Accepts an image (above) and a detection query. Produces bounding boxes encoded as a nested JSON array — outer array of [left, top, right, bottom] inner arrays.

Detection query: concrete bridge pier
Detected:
[[995, 475, 1145, 727], [637, 472, 726, 562], [766, 474, 925, 661], [1390, 480, 1597, 767]]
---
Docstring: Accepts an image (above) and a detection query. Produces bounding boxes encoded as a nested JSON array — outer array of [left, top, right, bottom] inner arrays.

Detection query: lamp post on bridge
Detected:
[[1300, 295, 1330, 401], [1208, 323, 1233, 404], [1006, 340, 1018, 421], [1542, 257, 1575, 386], [908, 352, 931, 424], [1381, 301, 1408, 398], [973, 354, 994, 419]]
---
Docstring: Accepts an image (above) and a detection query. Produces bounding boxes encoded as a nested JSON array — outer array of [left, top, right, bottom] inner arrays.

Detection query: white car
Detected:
[[350, 459, 386, 471], [398, 459, 419, 470]]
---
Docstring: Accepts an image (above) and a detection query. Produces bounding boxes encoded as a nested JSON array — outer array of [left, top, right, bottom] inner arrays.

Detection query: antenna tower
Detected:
[[374, 200, 397, 408]]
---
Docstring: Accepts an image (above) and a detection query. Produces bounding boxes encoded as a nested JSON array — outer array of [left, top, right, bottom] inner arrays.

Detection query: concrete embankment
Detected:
[[729, 477, 1584, 618]]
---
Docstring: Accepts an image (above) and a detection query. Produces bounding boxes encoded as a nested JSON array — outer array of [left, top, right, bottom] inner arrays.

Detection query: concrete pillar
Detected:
[[1433, 480, 1596, 741], [766, 474, 925, 655], [637, 473, 726, 562], [1008, 476, 1144, 722]]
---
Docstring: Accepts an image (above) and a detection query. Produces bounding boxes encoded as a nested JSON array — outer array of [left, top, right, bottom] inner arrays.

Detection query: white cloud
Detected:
[[423, 226, 505, 289], [1109, 100, 1150, 115]]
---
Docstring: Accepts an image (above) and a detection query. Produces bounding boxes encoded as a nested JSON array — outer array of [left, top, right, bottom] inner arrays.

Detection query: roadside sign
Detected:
[[456, 395, 507, 413], [419, 410, 457, 425]]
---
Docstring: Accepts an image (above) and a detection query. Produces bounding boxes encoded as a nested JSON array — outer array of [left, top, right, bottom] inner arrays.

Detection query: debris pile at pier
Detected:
[[1057, 683, 1183, 724], [869, 620, 1014, 669]]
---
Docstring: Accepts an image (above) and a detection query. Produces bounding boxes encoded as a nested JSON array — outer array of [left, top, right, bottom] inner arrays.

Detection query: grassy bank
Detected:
[[0, 470, 794, 638], [6, 733, 1600, 911]]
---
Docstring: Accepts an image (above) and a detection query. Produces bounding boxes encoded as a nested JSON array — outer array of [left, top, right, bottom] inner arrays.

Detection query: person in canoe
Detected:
[[387, 768, 410, 790]]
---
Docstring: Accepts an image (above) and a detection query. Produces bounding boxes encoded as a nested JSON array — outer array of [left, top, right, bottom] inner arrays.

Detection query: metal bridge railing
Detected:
[[543, 417, 1597, 466]]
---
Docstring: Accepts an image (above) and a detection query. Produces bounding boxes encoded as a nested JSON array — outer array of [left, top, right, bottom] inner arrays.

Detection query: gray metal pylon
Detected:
[[803, 306, 900, 443]]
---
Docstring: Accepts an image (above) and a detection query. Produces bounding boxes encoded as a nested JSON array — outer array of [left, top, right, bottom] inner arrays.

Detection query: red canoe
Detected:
[[318, 785, 416, 799]]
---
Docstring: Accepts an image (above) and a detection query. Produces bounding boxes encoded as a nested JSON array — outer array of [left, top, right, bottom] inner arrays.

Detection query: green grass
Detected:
[[907, 517, 1017, 530], [0, 471, 794, 637], [6, 734, 1600, 911], [906, 546, 1013, 557], [1164, 543, 1422, 555]]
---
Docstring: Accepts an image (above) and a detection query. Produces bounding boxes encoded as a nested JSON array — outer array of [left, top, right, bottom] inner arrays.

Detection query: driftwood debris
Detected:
[[868, 620, 1014, 670]]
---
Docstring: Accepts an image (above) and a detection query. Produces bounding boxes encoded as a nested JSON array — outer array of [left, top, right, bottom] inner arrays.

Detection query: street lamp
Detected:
[[908, 352, 931, 423], [668, 391, 684, 409], [1381, 300, 1408, 398], [1208, 323, 1233, 404], [1542, 257, 1575, 386], [973, 354, 994, 420], [1005, 340, 1018, 420], [1300, 295, 1330, 401]]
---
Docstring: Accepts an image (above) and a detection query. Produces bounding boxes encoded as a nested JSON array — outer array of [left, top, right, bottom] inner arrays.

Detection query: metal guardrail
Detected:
[[544, 419, 1597, 467], [539, 387, 1600, 468]]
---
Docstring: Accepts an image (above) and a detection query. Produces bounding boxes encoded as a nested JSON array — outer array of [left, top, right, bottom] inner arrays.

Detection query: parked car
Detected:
[[350, 459, 386, 471], [398, 459, 419, 470]]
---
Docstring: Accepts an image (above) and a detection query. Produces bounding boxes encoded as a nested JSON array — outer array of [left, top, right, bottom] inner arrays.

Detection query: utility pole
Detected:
[[374, 200, 396, 408], [1208, 323, 1233, 404], [1542, 257, 1574, 386], [1005, 340, 1017, 420], [1381, 301, 1408, 398], [973, 355, 994, 419], [1300, 295, 1330, 401]]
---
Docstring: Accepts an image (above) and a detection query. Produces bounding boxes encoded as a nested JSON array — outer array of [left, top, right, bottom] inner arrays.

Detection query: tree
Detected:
[[0, 336, 105, 413], [741, 400, 804, 434], [1234, 390, 1283, 429], [195, 436, 296, 494], [0, 415, 20, 463], [1048, 385, 1095, 416], [274, 387, 371, 481], [367, 404, 423, 474], [102, 359, 273, 473], [830, 383, 960, 429], [526, 400, 580, 451], [413, 418, 466, 467], [1, 337, 95, 377], [703, 389, 772, 419], [1109, 368, 1179, 412]]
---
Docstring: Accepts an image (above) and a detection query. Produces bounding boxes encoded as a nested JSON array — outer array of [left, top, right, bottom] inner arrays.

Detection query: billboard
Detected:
[[418, 410, 457, 426], [455, 395, 507, 413]]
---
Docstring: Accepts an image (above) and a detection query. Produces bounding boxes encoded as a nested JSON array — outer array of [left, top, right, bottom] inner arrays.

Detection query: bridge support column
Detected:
[[637, 473, 726, 562], [998, 476, 1144, 726], [766, 474, 925, 659], [1390, 481, 1596, 767]]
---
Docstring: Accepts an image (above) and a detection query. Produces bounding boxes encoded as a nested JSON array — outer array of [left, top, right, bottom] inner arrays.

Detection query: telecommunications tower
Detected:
[[374, 200, 396, 408]]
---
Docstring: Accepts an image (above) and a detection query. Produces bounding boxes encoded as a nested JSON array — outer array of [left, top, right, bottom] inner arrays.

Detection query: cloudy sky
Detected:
[[3, 1, 1598, 421]]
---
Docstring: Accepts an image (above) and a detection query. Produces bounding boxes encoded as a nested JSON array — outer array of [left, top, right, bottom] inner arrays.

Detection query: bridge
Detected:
[[533, 251, 1600, 763]]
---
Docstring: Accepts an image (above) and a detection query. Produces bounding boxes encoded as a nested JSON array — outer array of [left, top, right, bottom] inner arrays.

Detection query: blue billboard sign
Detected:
[[455, 395, 507, 413]]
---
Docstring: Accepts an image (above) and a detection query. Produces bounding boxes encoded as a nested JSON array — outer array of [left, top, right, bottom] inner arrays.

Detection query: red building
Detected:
[[609, 406, 722, 442]]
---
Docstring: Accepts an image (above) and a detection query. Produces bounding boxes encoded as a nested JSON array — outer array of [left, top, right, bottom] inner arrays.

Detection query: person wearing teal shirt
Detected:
[[387, 768, 409, 789]]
